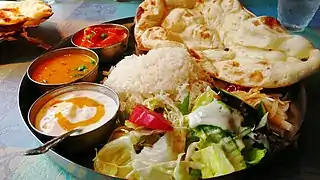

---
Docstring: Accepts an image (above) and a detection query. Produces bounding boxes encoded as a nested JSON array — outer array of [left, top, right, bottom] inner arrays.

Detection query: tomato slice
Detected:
[[129, 105, 173, 131]]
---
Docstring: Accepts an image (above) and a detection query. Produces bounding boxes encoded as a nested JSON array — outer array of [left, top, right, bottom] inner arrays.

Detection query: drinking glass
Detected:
[[42, 0, 55, 5], [277, 0, 320, 32]]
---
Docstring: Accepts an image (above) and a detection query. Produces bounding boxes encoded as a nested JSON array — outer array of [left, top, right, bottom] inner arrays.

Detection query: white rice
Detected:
[[103, 47, 205, 110]]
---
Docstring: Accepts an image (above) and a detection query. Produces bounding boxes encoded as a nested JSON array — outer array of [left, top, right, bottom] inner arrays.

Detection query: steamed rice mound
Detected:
[[103, 47, 210, 111]]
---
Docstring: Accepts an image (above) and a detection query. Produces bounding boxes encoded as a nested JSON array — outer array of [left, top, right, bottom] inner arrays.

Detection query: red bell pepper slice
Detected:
[[129, 105, 173, 131]]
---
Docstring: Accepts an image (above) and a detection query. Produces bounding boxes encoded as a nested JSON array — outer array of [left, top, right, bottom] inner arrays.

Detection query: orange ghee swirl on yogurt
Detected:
[[35, 90, 117, 136]]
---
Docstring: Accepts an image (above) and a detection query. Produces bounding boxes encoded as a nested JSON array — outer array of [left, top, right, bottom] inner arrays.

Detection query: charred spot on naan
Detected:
[[184, 11, 193, 17], [223, 60, 239, 68], [162, 6, 171, 21], [144, 26, 182, 42], [196, 0, 205, 4], [230, 61, 240, 67], [249, 70, 264, 83], [150, 0, 156, 6], [223, 62, 245, 76], [188, 48, 201, 60], [164, 0, 196, 9], [3, 18, 11, 23], [235, 77, 245, 85], [260, 16, 284, 33], [136, 7, 145, 22], [257, 60, 269, 66], [300, 58, 308, 62], [200, 31, 211, 39], [181, 24, 222, 50], [146, 27, 167, 40], [252, 20, 261, 26], [234, 69, 245, 76], [1, 8, 20, 13]]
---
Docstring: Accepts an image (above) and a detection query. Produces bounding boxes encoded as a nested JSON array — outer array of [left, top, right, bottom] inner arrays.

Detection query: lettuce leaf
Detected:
[[178, 94, 190, 115], [173, 154, 199, 180], [125, 120, 144, 130], [94, 129, 192, 180], [132, 129, 187, 177], [129, 129, 200, 180], [243, 148, 267, 165], [192, 87, 217, 112], [191, 144, 234, 178], [192, 126, 246, 171], [128, 155, 201, 180], [132, 134, 178, 171], [256, 112, 269, 130], [189, 169, 202, 179], [93, 136, 136, 178]]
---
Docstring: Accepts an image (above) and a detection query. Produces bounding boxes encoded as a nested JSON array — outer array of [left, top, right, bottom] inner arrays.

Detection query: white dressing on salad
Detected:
[[188, 100, 243, 132]]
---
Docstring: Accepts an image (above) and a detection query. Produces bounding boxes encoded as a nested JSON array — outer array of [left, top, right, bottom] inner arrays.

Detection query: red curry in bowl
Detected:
[[72, 24, 128, 48]]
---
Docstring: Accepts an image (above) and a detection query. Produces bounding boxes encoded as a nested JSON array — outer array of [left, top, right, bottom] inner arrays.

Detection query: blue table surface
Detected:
[[0, 0, 319, 180]]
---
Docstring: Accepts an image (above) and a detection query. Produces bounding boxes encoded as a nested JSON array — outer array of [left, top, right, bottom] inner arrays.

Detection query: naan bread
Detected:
[[134, 0, 320, 88], [199, 16, 320, 88], [0, 0, 53, 38]]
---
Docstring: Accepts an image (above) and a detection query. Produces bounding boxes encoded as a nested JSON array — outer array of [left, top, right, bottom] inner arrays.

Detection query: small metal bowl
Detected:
[[27, 47, 99, 92], [71, 23, 129, 63], [27, 82, 120, 155]]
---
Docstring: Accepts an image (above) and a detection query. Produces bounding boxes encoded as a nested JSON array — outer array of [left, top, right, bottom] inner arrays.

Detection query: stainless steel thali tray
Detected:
[[18, 17, 307, 180]]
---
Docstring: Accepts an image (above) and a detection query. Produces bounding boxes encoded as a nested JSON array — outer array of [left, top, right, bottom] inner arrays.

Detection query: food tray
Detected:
[[18, 17, 307, 180]]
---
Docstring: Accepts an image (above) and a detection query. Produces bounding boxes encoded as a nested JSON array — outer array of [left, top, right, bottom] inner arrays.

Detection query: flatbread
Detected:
[[134, 0, 320, 88], [0, 0, 53, 38]]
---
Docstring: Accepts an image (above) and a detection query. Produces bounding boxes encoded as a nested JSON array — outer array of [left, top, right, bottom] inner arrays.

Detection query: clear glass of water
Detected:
[[42, 0, 55, 5], [278, 0, 320, 32]]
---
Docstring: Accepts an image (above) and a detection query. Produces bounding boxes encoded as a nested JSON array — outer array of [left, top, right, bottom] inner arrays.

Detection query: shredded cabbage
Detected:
[[142, 93, 186, 127]]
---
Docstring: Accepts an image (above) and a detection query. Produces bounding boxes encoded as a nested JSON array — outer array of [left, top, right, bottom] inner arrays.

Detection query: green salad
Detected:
[[93, 87, 269, 180]]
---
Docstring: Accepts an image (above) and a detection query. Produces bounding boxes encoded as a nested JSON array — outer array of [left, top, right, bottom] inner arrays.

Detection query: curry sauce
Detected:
[[31, 53, 96, 84]]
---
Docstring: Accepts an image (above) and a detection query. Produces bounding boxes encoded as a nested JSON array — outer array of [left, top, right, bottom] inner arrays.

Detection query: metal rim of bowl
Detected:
[[27, 82, 120, 138], [70, 23, 130, 50], [26, 47, 99, 87]]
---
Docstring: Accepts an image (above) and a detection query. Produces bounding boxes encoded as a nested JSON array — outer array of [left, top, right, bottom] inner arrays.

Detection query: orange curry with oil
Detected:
[[31, 53, 96, 84]]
